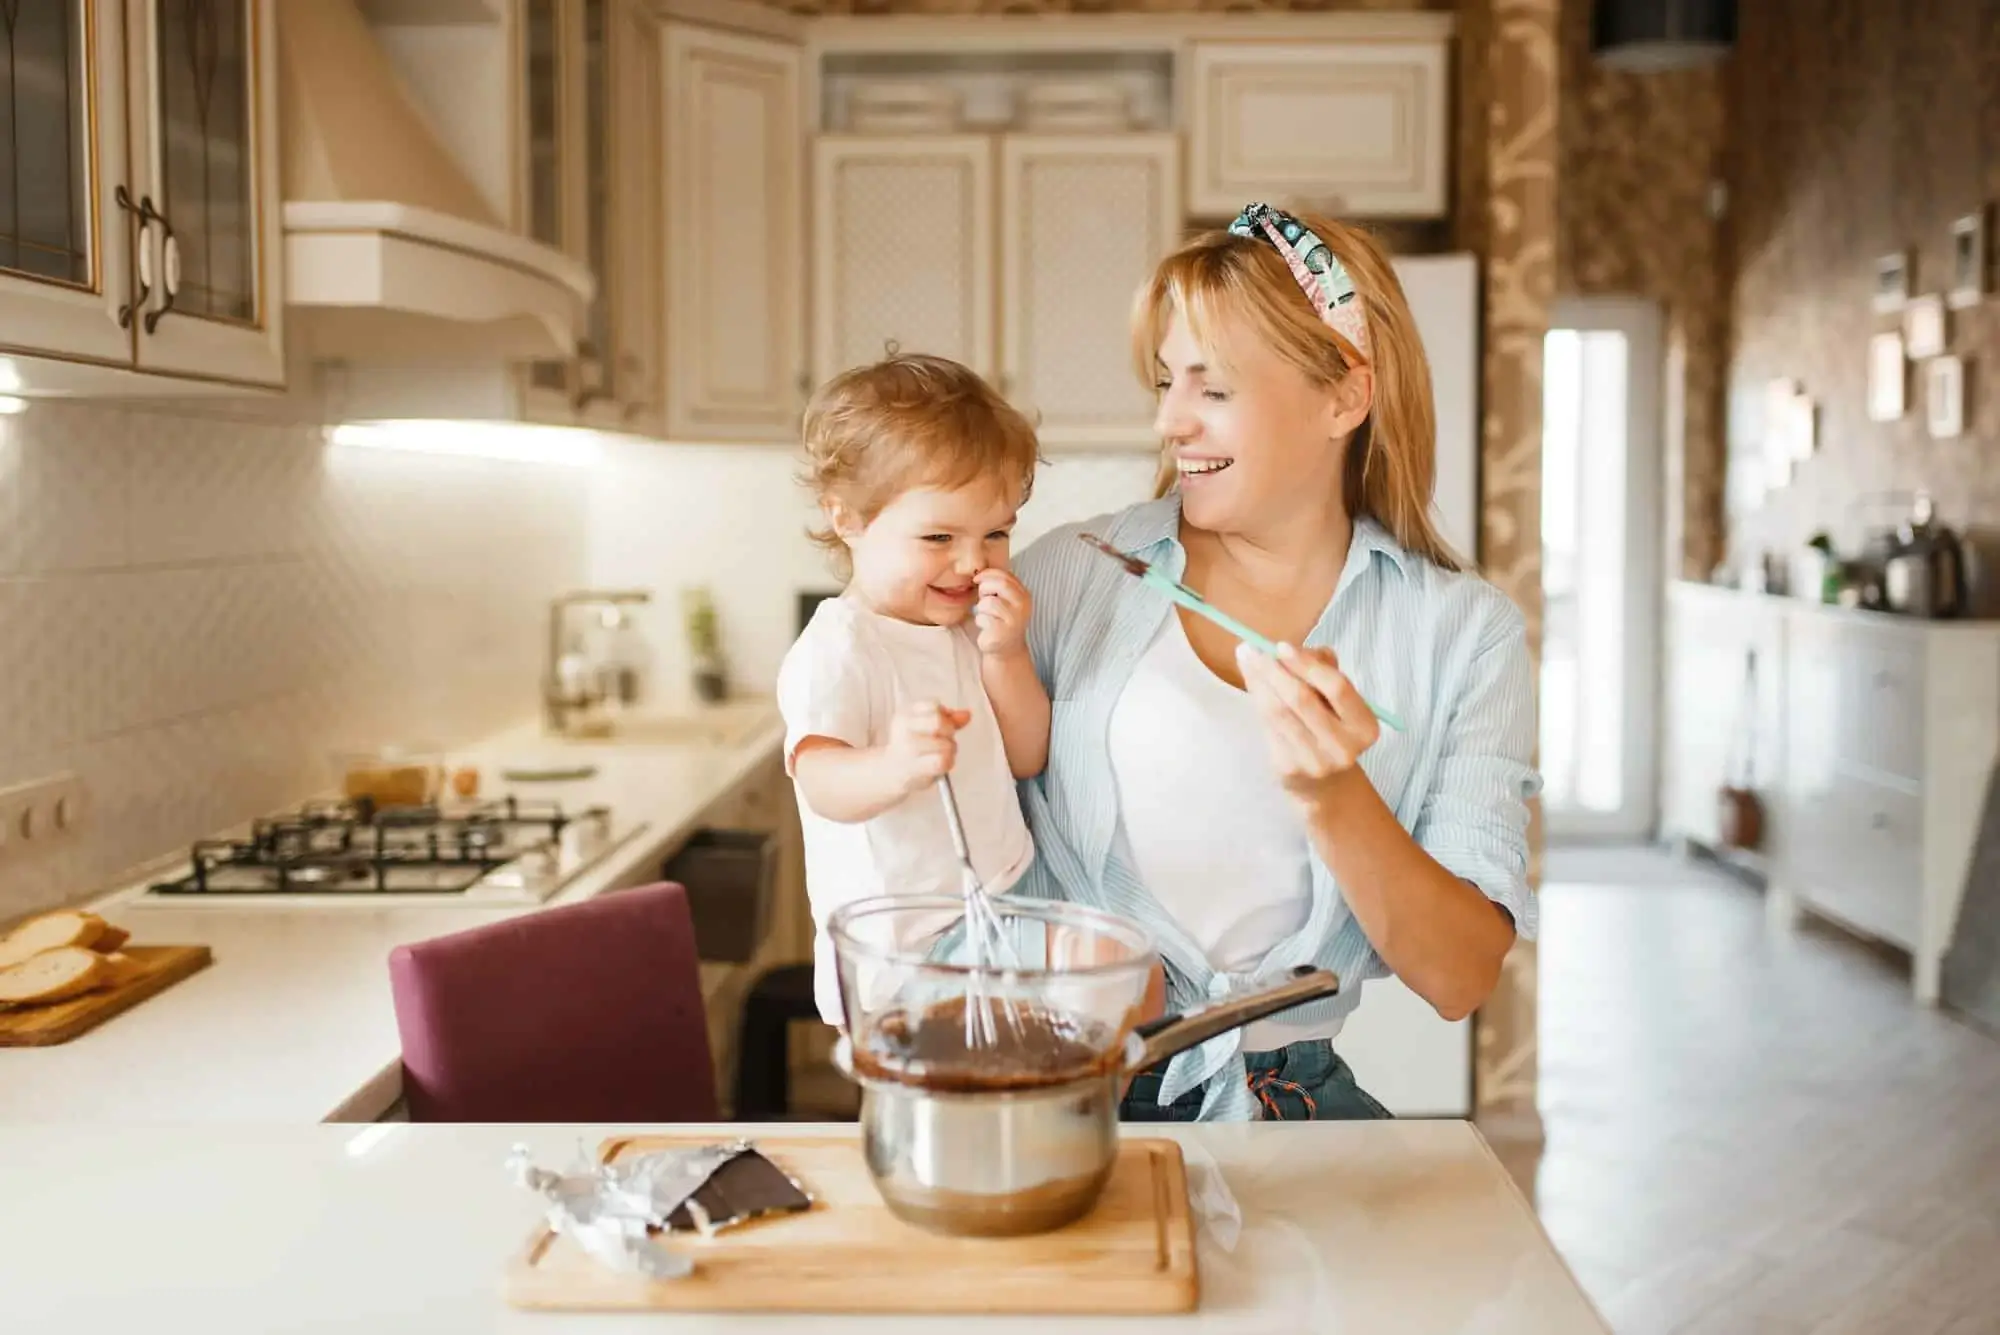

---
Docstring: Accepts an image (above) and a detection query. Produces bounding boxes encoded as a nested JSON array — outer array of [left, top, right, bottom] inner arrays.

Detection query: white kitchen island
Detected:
[[0, 1120, 1607, 1334]]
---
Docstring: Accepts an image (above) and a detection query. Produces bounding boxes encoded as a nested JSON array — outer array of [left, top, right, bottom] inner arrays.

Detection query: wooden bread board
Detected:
[[503, 1134, 1199, 1314], [0, 946, 212, 1046]]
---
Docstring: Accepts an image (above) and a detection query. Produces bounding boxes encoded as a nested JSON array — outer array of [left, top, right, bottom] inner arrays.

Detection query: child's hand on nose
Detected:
[[973, 567, 1033, 660]]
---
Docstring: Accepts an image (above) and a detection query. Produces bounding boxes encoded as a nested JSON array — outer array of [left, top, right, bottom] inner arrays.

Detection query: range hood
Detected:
[[278, 0, 593, 365]]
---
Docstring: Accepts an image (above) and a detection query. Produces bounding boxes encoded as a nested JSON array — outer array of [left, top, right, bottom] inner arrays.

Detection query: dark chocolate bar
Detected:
[[665, 1145, 814, 1234]]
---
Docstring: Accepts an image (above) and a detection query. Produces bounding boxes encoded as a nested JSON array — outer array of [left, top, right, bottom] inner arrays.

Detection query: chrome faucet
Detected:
[[544, 589, 652, 734]]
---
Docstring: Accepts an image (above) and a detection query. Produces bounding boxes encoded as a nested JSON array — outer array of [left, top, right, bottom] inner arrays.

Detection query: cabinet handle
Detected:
[[144, 212, 181, 334], [114, 187, 157, 329]]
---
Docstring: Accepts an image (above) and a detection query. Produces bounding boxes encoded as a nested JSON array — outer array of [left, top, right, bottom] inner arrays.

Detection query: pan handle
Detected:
[[1127, 965, 1341, 1072]]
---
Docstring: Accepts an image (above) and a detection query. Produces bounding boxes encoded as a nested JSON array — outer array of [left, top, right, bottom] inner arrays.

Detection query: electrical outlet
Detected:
[[0, 773, 90, 853]]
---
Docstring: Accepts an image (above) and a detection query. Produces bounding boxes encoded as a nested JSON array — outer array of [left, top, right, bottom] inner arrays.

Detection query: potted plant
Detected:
[[682, 586, 729, 703]]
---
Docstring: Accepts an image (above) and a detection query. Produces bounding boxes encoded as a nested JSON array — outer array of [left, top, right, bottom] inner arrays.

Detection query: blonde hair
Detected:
[[800, 352, 1042, 574], [1130, 212, 1466, 572]]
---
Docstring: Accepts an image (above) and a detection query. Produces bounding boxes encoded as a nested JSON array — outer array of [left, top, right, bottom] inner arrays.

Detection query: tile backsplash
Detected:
[[0, 400, 590, 922], [0, 399, 1156, 924], [582, 438, 1159, 704]]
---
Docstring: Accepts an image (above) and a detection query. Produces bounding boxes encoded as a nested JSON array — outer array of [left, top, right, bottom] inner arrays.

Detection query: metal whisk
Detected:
[[934, 774, 1020, 1049]]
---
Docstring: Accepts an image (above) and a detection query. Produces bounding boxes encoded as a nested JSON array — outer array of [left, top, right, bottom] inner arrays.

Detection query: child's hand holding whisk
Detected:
[[886, 701, 970, 794]]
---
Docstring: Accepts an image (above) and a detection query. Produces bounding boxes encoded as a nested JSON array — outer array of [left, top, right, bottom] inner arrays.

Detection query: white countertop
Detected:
[[0, 1120, 1608, 1334], [0, 704, 784, 1124]]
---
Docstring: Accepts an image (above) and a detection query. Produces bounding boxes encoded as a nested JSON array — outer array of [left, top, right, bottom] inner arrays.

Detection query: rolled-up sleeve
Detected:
[[1411, 602, 1542, 943]]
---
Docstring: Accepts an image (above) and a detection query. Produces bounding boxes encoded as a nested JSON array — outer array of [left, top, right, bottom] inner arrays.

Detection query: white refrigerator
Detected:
[[1329, 253, 1481, 1118]]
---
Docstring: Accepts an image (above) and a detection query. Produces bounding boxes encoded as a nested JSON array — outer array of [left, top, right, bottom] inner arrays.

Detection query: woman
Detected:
[[1010, 205, 1539, 1122]]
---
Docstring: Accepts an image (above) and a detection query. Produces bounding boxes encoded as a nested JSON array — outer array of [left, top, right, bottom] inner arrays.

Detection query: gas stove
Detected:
[[129, 795, 642, 908]]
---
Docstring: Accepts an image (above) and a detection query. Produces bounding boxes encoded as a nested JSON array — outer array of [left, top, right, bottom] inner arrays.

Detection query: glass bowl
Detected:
[[826, 895, 1157, 1094]]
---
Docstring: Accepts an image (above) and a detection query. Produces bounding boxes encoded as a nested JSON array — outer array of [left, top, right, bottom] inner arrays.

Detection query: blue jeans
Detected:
[[1119, 1040, 1392, 1121]]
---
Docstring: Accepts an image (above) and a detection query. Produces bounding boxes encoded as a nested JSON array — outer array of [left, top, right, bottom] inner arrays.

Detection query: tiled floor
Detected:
[[1530, 844, 2000, 1334]]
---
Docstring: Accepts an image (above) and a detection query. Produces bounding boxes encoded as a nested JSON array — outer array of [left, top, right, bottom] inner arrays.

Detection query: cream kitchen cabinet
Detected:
[[0, 0, 284, 395], [1663, 582, 2000, 1005], [998, 135, 1179, 446], [812, 135, 995, 384], [660, 21, 806, 443], [812, 131, 1178, 449], [518, 0, 664, 436], [349, 0, 796, 437], [1660, 581, 1788, 857], [1771, 610, 2000, 1003], [1185, 38, 1448, 220]]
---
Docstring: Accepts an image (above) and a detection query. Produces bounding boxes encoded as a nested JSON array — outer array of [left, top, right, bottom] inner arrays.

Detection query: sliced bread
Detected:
[[0, 946, 112, 1007], [91, 924, 130, 953], [0, 910, 107, 970]]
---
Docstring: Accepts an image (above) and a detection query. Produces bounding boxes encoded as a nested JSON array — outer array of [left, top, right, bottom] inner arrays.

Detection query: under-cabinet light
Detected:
[[326, 420, 603, 467]]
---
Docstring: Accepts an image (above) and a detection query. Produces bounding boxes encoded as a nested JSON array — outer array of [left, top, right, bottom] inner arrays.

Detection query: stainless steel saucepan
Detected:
[[827, 895, 1340, 1237]]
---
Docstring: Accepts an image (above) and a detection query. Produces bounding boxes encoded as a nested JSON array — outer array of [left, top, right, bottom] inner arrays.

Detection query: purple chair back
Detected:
[[388, 882, 717, 1122]]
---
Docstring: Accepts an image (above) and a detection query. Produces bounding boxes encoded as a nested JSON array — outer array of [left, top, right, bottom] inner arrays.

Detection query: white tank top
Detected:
[[1106, 613, 1335, 1051]]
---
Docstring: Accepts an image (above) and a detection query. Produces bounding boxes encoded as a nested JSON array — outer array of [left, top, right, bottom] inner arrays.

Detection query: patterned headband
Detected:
[[1226, 203, 1370, 366]]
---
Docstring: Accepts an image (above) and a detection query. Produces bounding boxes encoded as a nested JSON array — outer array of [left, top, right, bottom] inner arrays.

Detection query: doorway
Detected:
[[1539, 298, 1664, 841]]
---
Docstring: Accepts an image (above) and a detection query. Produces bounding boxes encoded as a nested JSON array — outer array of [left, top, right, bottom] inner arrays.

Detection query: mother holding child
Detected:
[[777, 204, 1539, 1123]]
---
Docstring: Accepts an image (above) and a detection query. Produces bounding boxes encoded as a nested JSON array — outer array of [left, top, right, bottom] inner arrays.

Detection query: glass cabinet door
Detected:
[[0, 1, 136, 367], [576, 0, 611, 408], [602, 0, 661, 435], [522, 0, 571, 401], [127, 0, 283, 386]]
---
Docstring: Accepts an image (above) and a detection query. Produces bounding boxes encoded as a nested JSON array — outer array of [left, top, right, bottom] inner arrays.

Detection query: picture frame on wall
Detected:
[[1785, 390, 1817, 462], [1762, 378, 1799, 488], [1868, 331, 1906, 421], [1927, 355, 1965, 439], [1949, 209, 1989, 309], [1762, 378, 1817, 475], [1904, 294, 1948, 358], [1874, 250, 1912, 312]]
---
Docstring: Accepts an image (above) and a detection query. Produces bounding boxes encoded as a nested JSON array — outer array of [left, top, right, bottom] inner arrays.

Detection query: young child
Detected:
[[777, 353, 1051, 1028]]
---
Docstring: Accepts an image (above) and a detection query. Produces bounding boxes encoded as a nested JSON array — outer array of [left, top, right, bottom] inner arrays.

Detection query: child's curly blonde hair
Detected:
[[801, 352, 1042, 577]]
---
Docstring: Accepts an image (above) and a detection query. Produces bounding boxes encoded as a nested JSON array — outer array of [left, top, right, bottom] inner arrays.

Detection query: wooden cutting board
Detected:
[[503, 1134, 1198, 1314], [0, 946, 212, 1047]]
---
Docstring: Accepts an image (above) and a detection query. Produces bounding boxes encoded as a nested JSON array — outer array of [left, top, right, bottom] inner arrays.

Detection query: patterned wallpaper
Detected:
[[1556, 0, 1728, 580], [1726, 0, 2000, 566], [1462, 0, 1556, 1135]]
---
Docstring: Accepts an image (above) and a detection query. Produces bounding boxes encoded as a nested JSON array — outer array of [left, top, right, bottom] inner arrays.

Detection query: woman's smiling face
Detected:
[[1150, 308, 1367, 540]]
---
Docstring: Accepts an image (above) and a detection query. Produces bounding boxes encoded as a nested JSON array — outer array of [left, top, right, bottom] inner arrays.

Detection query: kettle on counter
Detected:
[[1883, 491, 1966, 618]]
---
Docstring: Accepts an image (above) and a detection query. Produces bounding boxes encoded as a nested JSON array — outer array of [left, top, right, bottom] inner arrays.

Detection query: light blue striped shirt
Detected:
[[1009, 493, 1541, 1121]]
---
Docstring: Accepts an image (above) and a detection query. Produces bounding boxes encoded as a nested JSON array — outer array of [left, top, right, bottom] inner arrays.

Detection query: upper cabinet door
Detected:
[[519, 0, 575, 411], [126, 0, 284, 387], [1186, 41, 1448, 219], [812, 135, 994, 387], [0, 1, 136, 368], [999, 134, 1179, 448], [579, 0, 663, 436], [661, 23, 802, 443]]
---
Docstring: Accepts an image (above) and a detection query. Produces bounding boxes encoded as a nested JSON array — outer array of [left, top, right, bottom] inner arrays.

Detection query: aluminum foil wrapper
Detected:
[[508, 1139, 813, 1278]]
